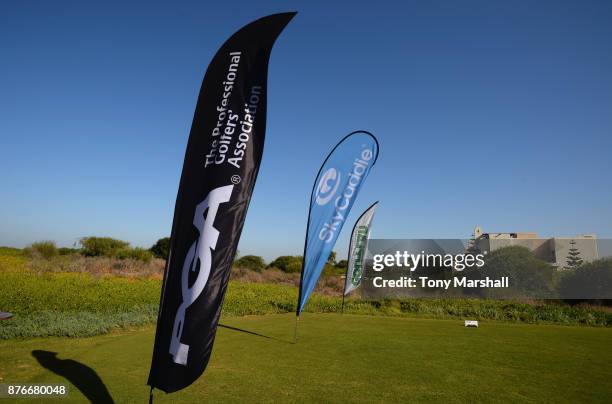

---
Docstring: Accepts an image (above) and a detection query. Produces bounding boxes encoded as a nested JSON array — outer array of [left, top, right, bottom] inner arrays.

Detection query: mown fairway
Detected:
[[1, 313, 610, 403]]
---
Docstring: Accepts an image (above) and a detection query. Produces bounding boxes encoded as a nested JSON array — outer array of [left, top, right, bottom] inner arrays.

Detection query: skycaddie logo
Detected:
[[315, 168, 340, 206], [318, 147, 373, 243]]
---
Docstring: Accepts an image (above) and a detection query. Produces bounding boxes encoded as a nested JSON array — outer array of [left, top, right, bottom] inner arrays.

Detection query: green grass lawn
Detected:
[[1, 313, 610, 403]]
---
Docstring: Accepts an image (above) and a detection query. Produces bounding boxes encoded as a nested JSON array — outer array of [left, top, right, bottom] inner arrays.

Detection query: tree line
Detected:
[[24, 236, 349, 275]]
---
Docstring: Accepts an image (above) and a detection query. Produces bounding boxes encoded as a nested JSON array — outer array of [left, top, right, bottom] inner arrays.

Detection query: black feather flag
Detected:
[[148, 12, 295, 393]]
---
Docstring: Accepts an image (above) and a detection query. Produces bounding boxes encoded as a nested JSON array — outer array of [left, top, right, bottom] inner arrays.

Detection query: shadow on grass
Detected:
[[218, 324, 293, 344], [31, 350, 114, 403]]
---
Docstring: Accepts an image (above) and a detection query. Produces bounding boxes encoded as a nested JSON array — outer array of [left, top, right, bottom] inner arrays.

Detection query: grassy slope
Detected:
[[1, 314, 610, 403], [2, 249, 610, 339]]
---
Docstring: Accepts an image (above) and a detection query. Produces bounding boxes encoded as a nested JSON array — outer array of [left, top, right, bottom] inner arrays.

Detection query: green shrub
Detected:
[[559, 258, 612, 306], [77, 237, 152, 262], [234, 255, 266, 272], [114, 248, 131, 260], [286, 261, 302, 273], [323, 263, 343, 276], [0, 247, 24, 257], [130, 247, 153, 263], [269, 255, 302, 272], [24, 241, 58, 259], [79, 237, 129, 257], [466, 246, 555, 298], [150, 237, 170, 259], [115, 247, 153, 263], [58, 247, 79, 256]]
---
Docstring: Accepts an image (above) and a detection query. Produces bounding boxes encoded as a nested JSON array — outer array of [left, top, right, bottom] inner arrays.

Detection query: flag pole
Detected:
[[293, 315, 299, 343], [341, 264, 349, 316], [341, 211, 357, 316], [149, 386, 154, 404]]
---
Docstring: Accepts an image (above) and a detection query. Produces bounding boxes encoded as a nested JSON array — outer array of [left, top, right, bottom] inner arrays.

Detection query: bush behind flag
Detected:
[[344, 201, 378, 296], [148, 12, 295, 393], [298, 131, 379, 315]]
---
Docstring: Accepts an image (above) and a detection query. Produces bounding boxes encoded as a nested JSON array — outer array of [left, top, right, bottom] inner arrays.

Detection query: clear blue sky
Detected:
[[1, 1, 611, 261]]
